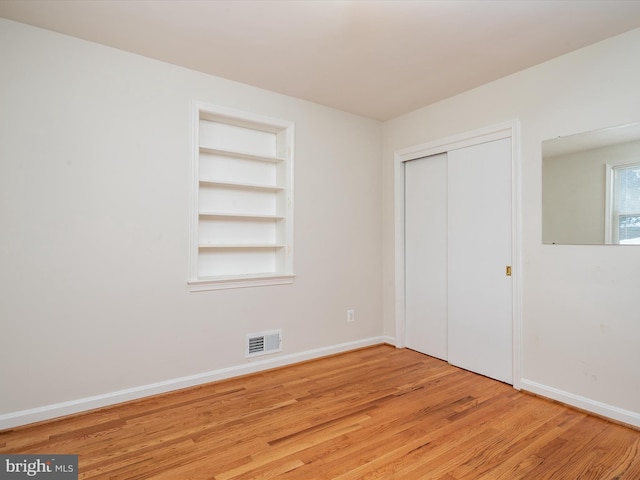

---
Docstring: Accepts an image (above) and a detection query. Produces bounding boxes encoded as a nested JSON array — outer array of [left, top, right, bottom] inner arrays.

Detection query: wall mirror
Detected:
[[542, 122, 640, 245]]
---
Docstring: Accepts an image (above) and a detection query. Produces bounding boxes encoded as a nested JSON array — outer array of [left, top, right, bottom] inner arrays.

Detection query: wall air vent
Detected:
[[246, 329, 282, 358]]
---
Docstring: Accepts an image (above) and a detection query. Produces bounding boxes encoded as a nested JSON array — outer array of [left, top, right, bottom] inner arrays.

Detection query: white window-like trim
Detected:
[[188, 102, 294, 291], [605, 163, 614, 244]]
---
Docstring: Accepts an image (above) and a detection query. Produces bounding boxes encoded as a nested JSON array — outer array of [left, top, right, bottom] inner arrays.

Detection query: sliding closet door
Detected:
[[447, 138, 513, 384], [404, 153, 448, 360]]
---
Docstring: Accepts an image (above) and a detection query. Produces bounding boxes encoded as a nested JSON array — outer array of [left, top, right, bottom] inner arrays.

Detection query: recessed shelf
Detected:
[[198, 212, 285, 220], [199, 179, 284, 191], [198, 244, 285, 249], [199, 146, 285, 163]]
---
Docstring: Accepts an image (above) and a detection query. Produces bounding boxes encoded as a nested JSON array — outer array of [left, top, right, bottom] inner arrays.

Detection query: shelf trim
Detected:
[[188, 273, 296, 292]]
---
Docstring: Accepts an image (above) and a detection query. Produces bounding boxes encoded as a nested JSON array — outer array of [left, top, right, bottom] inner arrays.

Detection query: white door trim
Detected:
[[393, 120, 522, 390]]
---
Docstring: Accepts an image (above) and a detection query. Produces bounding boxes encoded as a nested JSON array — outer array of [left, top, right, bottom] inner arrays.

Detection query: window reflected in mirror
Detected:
[[609, 163, 640, 244]]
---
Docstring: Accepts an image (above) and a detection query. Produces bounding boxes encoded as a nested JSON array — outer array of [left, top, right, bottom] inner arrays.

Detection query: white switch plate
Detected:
[[347, 309, 355, 322]]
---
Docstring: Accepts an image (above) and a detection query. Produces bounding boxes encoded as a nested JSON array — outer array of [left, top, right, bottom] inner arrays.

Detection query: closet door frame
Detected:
[[393, 120, 523, 390]]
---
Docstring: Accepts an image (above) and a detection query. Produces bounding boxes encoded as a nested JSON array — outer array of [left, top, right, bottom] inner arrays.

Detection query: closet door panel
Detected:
[[447, 138, 513, 384], [404, 153, 448, 360]]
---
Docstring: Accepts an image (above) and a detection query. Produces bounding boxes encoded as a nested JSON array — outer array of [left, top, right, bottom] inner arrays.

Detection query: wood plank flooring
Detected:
[[1, 345, 639, 479]]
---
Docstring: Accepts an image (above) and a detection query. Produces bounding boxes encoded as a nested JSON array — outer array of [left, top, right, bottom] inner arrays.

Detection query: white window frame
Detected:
[[605, 161, 640, 244], [188, 102, 294, 291]]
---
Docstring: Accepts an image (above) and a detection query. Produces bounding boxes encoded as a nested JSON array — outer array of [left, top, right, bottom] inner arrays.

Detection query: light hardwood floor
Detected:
[[1, 345, 639, 479]]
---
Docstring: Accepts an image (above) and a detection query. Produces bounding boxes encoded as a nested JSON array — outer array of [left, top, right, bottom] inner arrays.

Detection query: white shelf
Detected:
[[198, 212, 285, 220], [198, 244, 285, 249], [199, 146, 285, 163], [199, 179, 284, 191]]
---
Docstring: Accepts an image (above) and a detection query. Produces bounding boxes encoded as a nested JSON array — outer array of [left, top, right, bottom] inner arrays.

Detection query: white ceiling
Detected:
[[2, 0, 640, 120]]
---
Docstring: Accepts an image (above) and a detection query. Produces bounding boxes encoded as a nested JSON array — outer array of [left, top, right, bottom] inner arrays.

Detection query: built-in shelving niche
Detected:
[[189, 104, 294, 291]]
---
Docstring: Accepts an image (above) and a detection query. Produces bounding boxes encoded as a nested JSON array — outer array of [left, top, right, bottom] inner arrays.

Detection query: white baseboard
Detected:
[[0, 336, 386, 430], [520, 378, 640, 428], [381, 335, 396, 346]]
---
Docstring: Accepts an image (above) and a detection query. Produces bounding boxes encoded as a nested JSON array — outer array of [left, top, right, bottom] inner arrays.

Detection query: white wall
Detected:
[[383, 28, 640, 426], [0, 19, 383, 428]]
